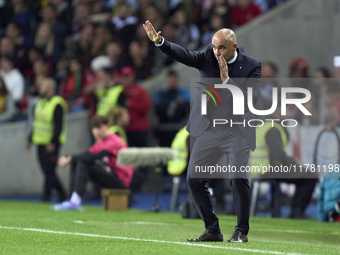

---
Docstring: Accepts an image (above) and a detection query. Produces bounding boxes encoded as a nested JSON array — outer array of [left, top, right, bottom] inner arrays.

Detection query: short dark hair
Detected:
[[90, 116, 110, 128]]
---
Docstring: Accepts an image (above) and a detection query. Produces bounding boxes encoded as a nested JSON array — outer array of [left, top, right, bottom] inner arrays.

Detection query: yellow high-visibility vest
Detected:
[[249, 122, 288, 175], [96, 85, 123, 116], [167, 126, 190, 175], [109, 125, 128, 144], [32, 96, 68, 145]]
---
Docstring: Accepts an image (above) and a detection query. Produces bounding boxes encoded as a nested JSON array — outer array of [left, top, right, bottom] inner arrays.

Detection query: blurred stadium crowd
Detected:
[[0, 0, 293, 125]]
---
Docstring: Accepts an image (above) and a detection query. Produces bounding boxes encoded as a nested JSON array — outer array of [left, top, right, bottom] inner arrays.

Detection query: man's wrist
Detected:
[[154, 37, 164, 47], [222, 77, 230, 85]]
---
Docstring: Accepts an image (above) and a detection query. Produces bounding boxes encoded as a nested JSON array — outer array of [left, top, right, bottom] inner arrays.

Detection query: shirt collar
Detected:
[[228, 51, 238, 64]]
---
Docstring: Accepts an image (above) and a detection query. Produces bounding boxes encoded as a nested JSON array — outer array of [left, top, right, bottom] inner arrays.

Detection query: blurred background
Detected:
[[1, 0, 340, 222]]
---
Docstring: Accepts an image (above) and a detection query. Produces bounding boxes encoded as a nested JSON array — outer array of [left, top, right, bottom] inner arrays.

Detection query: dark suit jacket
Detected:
[[158, 39, 261, 151]]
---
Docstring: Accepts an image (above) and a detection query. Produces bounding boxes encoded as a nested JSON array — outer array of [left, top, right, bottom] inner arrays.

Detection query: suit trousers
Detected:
[[187, 124, 251, 235]]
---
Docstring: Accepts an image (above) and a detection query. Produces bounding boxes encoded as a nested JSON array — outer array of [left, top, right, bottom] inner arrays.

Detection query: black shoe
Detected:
[[226, 230, 248, 243], [187, 230, 223, 242]]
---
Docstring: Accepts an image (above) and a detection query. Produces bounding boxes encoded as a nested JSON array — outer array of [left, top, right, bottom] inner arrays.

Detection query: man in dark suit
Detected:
[[143, 20, 261, 243]]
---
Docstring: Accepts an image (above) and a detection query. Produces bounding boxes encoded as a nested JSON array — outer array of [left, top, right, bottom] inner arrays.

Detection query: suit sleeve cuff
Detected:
[[222, 77, 230, 85], [154, 37, 164, 47]]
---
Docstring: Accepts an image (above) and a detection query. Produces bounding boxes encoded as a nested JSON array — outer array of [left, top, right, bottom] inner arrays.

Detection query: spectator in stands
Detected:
[[40, 5, 68, 48], [320, 82, 340, 128], [26, 77, 68, 202], [111, 0, 135, 16], [72, 3, 91, 40], [128, 40, 153, 80], [50, 0, 73, 28], [314, 67, 331, 124], [134, 24, 156, 61], [288, 58, 319, 125], [5, 23, 29, 57], [257, 61, 279, 112], [91, 25, 112, 58], [10, 0, 35, 41], [172, 10, 200, 50], [120, 66, 151, 147], [62, 24, 94, 68], [205, 0, 232, 28], [201, 14, 224, 46], [0, 55, 24, 103], [34, 22, 62, 64], [231, 0, 261, 27], [0, 76, 15, 123], [105, 41, 129, 72], [23, 47, 52, 77], [142, 5, 163, 32], [154, 70, 190, 147], [59, 58, 87, 112], [135, 0, 152, 23], [112, 3, 137, 49], [0, 37, 25, 70], [28, 59, 49, 97], [52, 115, 134, 211], [152, 24, 176, 73], [289, 58, 309, 78]]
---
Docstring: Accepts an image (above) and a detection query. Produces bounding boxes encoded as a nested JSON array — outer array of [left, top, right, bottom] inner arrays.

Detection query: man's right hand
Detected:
[[143, 20, 162, 44]]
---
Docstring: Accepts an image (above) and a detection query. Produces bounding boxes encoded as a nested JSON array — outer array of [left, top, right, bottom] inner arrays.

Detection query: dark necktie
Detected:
[[228, 62, 235, 77]]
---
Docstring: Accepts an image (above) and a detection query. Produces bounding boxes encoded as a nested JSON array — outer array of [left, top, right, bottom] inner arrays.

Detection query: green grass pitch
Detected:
[[0, 201, 339, 255]]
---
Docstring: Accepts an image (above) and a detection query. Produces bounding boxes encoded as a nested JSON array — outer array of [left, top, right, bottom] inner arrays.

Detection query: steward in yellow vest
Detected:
[[32, 95, 68, 145], [96, 84, 124, 116], [26, 78, 67, 202], [249, 118, 317, 219], [249, 121, 287, 175], [167, 126, 190, 175]]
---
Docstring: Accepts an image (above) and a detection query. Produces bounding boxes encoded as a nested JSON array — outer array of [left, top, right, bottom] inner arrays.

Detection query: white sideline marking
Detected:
[[73, 220, 84, 224], [0, 225, 303, 255], [80, 221, 340, 236]]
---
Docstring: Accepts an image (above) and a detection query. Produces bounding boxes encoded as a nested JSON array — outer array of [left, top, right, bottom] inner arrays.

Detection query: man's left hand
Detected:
[[217, 55, 229, 82]]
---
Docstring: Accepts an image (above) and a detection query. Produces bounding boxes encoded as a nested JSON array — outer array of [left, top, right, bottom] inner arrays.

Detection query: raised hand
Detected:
[[143, 20, 162, 44], [217, 55, 229, 82]]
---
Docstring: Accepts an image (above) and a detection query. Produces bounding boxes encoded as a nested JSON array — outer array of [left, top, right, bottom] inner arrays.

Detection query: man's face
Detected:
[[167, 75, 178, 89], [0, 58, 13, 72], [120, 75, 135, 86], [42, 6, 56, 22], [92, 125, 108, 140], [212, 36, 236, 63], [262, 64, 276, 79], [39, 80, 51, 98], [0, 38, 14, 55], [239, 0, 250, 9]]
